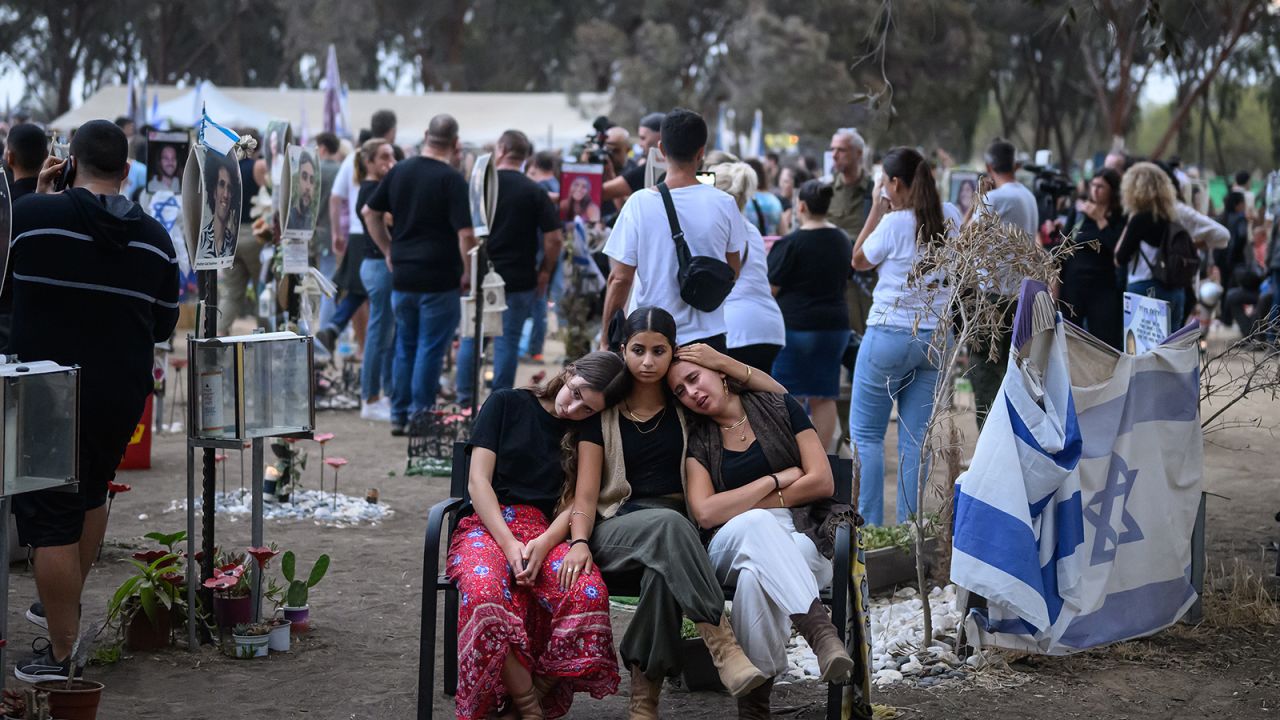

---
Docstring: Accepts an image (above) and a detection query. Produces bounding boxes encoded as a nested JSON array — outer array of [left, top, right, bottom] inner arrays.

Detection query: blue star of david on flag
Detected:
[[1083, 454, 1144, 566]]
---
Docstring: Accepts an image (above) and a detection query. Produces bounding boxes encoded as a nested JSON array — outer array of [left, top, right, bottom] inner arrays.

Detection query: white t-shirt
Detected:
[[975, 181, 1040, 295], [724, 222, 785, 349], [604, 183, 748, 345], [862, 203, 964, 330], [330, 153, 361, 232]]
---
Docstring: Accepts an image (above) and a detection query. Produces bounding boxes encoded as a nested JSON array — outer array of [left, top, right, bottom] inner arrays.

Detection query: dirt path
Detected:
[[3, 350, 1276, 719]]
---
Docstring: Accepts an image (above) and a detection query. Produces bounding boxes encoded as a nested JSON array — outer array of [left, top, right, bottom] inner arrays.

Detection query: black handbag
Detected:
[[657, 182, 736, 313]]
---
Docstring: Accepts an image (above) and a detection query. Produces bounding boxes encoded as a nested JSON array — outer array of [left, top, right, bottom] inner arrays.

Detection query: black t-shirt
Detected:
[[239, 157, 259, 220], [719, 396, 814, 491], [767, 227, 853, 330], [466, 388, 566, 520], [579, 401, 684, 498], [1114, 211, 1168, 273], [356, 179, 384, 260], [10, 176, 37, 202], [486, 170, 561, 292], [365, 157, 471, 292], [1060, 209, 1125, 287]]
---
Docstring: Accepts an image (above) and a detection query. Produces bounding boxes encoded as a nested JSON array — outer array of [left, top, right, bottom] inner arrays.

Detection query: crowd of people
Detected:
[[3, 99, 1276, 718]]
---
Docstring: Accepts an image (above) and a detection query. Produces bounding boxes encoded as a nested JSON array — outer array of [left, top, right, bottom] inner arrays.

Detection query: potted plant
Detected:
[[279, 550, 330, 634], [204, 552, 253, 630], [863, 516, 940, 594], [229, 622, 271, 659], [32, 635, 105, 719], [106, 550, 183, 651], [247, 545, 291, 652]]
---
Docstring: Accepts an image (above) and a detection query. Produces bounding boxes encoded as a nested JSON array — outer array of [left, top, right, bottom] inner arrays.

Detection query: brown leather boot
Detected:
[[696, 616, 768, 697], [791, 599, 853, 683], [736, 677, 774, 719], [627, 664, 660, 720], [509, 686, 544, 719]]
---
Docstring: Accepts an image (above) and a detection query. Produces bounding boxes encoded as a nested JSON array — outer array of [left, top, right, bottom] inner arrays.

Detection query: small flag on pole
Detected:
[[198, 107, 240, 156]]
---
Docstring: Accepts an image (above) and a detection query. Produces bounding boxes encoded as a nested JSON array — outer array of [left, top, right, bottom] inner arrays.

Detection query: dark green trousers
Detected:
[[590, 506, 724, 681]]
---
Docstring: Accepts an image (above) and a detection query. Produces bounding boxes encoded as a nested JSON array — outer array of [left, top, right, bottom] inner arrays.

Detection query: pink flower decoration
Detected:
[[107, 482, 132, 495], [314, 432, 335, 444], [203, 575, 238, 590], [246, 546, 280, 568], [324, 457, 348, 469]]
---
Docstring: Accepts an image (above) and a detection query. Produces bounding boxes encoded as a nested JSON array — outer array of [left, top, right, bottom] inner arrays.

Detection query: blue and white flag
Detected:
[[952, 280, 1202, 655], [747, 108, 764, 158], [198, 108, 239, 157]]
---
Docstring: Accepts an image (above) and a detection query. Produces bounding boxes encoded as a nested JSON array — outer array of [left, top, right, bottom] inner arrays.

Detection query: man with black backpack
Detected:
[[601, 108, 745, 349]]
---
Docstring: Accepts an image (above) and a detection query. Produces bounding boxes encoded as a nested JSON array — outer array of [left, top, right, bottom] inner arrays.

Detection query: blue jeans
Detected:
[[391, 288, 461, 424], [1127, 279, 1185, 334], [850, 325, 942, 526], [456, 289, 537, 407], [359, 259, 394, 401], [1268, 270, 1280, 341], [325, 293, 364, 334], [519, 286, 550, 358], [317, 251, 338, 330]]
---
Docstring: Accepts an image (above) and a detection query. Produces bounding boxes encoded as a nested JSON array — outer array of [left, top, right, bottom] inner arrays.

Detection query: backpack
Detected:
[[1138, 220, 1199, 288]]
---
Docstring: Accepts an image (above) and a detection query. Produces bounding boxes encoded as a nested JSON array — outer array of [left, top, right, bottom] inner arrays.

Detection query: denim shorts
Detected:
[[771, 328, 851, 398]]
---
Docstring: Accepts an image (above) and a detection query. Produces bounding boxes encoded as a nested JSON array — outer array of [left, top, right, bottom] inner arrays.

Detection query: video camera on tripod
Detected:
[[1022, 160, 1075, 225]]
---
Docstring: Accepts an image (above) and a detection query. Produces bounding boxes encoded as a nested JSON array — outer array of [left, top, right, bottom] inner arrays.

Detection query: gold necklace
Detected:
[[624, 402, 667, 435], [720, 413, 749, 443]]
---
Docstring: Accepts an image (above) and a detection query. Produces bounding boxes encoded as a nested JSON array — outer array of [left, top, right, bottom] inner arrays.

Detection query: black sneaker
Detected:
[[25, 602, 47, 630], [390, 423, 407, 437], [14, 638, 82, 683], [315, 327, 338, 355]]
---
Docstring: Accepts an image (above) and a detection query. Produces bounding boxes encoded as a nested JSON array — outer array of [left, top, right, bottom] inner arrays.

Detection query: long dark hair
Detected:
[[550, 351, 628, 513], [621, 306, 678, 353], [1093, 167, 1123, 220], [881, 147, 944, 247]]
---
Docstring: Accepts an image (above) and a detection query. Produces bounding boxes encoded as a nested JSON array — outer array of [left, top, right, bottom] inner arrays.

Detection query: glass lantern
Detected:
[[188, 332, 315, 440], [0, 360, 79, 497]]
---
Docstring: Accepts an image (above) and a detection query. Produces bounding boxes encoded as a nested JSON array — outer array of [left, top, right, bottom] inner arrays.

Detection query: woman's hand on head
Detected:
[[674, 343, 722, 372]]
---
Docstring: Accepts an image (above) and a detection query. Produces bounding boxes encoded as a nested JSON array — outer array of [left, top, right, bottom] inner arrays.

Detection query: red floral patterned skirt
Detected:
[[447, 504, 619, 720]]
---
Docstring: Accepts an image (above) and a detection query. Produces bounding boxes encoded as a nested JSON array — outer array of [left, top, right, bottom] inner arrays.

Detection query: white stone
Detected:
[[874, 669, 903, 685], [901, 661, 924, 675]]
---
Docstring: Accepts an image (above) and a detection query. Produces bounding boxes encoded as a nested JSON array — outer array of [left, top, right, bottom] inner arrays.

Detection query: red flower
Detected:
[[215, 563, 245, 580], [203, 575, 238, 590], [107, 482, 132, 495], [160, 572, 184, 586], [314, 432, 335, 443], [246, 546, 280, 568], [132, 550, 169, 564]]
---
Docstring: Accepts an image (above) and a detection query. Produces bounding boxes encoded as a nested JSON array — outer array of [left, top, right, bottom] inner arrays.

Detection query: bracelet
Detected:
[[777, 490, 786, 508], [744, 363, 753, 385], [770, 473, 780, 492], [568, 539, 590, 548], [569, 510, 589, 518]]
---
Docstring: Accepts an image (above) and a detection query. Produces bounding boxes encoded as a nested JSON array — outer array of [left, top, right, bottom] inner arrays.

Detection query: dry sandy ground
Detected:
[[3, 344, 1277, 719]]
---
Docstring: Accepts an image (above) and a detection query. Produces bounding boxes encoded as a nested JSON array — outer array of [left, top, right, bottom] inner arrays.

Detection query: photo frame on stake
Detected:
[[280, 145, 316, 274], [643, 146, 667, 189], [948, 170, 980, 218], [263, 120, 291, 194], [182, 145, 243, 271], [560, 163, 603, 224], [462, 153, 503, 339], [146, 129, 189, 195]]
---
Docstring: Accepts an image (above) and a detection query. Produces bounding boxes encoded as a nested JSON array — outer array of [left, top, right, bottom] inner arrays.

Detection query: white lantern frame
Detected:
[[186, 331, 316, 442]]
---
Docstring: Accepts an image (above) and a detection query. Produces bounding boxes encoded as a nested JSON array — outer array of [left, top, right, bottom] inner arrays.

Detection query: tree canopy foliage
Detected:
[[1, 0, 1275, 171]]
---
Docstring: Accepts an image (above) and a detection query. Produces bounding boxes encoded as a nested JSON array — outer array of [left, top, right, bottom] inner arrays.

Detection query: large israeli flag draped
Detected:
[[952, 280, 1203, 655]]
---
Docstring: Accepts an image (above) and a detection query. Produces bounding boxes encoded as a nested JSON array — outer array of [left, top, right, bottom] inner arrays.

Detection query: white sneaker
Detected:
[[361, 398, 392, 422]]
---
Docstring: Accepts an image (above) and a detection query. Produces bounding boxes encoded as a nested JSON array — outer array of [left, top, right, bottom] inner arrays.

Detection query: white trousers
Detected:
[[707, 508, 832, 676]]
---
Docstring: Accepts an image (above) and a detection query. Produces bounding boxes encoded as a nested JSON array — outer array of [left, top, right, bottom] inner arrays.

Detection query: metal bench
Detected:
[[418, 441, 867, 720]]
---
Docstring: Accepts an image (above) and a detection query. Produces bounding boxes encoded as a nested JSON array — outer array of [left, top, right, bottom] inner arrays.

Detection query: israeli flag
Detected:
[[198, 108, 239, 157], [952, 280, 1202, 655]]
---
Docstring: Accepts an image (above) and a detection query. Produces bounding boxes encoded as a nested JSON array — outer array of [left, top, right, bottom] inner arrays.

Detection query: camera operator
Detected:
[[966, 139, 1038, 429], [6, 119, 179, 682], [604, 112, 666, 202]]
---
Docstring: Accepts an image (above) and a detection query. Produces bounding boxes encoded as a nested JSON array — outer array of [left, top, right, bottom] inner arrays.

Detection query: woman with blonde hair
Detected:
[[1114, 161, 1186, 322], [709, 160, 786, 373]]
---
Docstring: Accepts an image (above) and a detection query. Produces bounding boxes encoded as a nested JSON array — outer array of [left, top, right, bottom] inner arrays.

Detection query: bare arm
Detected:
[[600, 260, 636, 350], [458, 227, 478, 291], [726, 250, 742, 278], [329, 195, 348, 255], [538, 228, 563, 295], [685, 459, 801, 530], [853, 186, 890, 272], [601, 174, 632, 204], [362, 205, 393, 260], [769, 428, 834, 507]]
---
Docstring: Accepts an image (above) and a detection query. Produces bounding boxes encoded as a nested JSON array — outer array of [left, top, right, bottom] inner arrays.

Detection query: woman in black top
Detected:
[[355, 139, 397, 415], [568, 307, 782, 714], [667, 354, 855, 717], [767, 179, 853, 447], [446, 352, 626, 720], [1057, 168, 1125, 349]]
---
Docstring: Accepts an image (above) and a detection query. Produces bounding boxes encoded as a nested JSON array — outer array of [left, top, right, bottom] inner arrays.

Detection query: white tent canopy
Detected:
[[50, 83, 613, 150]]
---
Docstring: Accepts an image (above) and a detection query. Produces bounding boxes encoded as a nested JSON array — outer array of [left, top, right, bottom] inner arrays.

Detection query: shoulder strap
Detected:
[[752, 197, 767, 234], [656, 182, 685, 248]]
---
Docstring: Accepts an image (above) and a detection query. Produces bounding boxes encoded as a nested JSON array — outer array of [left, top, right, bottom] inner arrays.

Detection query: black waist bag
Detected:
[[657, 182, 735, 313]]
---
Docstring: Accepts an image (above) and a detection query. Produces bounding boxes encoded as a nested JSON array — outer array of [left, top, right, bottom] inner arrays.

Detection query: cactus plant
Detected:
[[281, 551, 330, 608]]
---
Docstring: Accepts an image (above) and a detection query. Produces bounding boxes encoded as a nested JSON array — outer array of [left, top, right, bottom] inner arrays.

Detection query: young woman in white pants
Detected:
[[667, 349, 854, 718]]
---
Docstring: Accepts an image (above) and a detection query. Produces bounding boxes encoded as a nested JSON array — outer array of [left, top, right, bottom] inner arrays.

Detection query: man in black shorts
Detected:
[[6, 119, 179, 681]]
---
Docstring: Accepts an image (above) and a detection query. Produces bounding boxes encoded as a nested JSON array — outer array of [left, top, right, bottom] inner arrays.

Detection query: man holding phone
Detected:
[[5, 119, 179, 682]]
